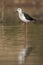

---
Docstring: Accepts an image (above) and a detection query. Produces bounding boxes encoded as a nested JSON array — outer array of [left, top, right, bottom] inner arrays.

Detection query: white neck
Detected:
[[18, 10, 22, 14]]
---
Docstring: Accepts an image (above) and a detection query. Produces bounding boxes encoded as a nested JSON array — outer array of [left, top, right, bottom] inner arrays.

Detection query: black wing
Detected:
[[23, 12, 34, 21]]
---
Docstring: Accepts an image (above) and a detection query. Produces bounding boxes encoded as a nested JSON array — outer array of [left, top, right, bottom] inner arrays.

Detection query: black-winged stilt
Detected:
[[16, 8, 35, 65], [16, 8, 36, 47], [16, 8, 36, 23]]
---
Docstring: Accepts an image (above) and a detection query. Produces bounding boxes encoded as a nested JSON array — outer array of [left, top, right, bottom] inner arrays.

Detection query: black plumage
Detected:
[[23, 12, 36, 21]]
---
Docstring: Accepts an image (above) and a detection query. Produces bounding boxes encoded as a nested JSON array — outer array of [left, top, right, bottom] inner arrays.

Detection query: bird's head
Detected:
[[16, 8, 22, 13]]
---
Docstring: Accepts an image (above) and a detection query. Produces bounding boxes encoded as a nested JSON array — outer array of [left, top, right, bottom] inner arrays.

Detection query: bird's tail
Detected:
[[33, 18, 39, 23]]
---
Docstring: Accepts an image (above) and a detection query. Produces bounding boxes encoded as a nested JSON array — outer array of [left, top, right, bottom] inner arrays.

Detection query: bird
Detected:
[[16, 8, 36, 48], [18, 47, 32, 65], [16, 8, 36, 47], [16, 8, 36, 23]]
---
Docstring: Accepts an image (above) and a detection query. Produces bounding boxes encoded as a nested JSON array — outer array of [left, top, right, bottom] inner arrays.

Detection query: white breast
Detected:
[[19, 13, 30, 23]]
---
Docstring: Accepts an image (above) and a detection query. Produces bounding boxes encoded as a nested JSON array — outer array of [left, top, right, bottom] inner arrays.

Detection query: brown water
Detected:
[[0, 22, 43, 65]]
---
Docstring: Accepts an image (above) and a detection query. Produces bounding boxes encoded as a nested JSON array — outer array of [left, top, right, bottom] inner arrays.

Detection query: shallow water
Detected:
[[0, 22, 43, 65]]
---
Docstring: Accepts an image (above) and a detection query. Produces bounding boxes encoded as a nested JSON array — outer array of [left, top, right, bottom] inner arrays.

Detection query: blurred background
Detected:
[[0, 0, 43, 65]]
